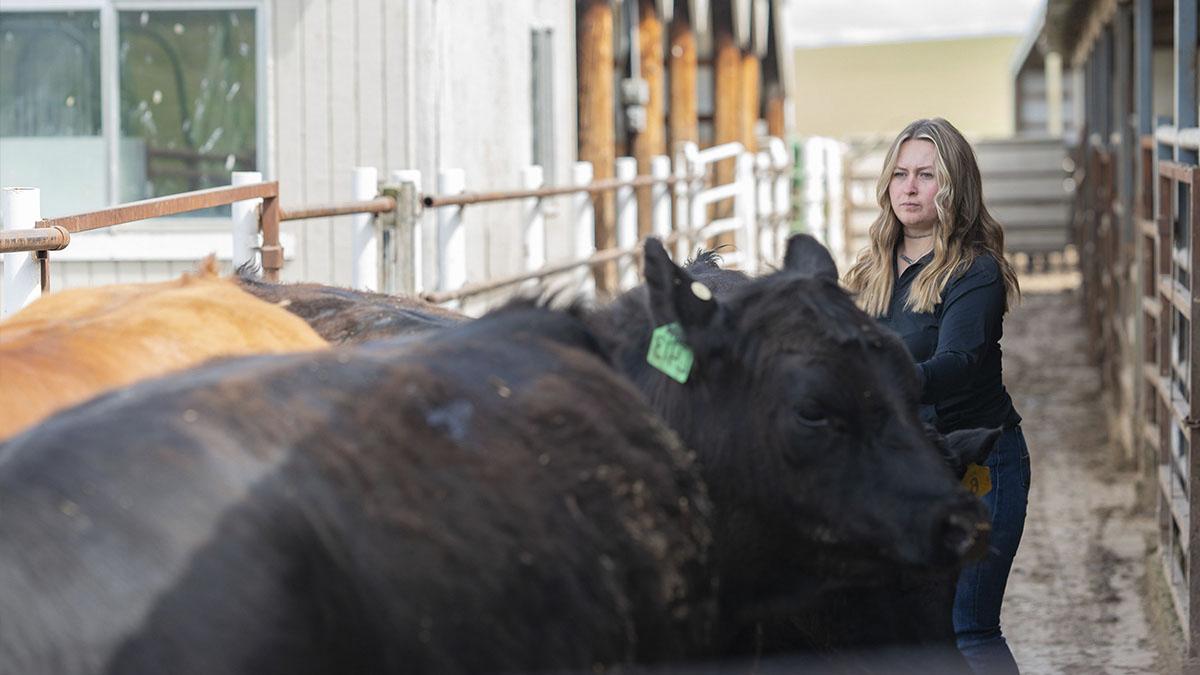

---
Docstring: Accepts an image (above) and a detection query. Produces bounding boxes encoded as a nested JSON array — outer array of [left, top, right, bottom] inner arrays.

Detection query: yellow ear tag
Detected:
[[961, 463, 992, 498]]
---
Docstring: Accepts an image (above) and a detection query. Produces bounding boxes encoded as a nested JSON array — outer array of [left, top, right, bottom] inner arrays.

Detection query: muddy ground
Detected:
[[1000, 277, 1182, 675]]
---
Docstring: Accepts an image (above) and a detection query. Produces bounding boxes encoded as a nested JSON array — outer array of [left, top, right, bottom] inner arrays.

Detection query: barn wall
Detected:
[[270, 0, 578, 292]]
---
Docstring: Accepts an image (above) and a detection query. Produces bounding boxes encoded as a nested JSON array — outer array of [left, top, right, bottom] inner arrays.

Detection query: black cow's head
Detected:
[[625, 235, 992, 577]]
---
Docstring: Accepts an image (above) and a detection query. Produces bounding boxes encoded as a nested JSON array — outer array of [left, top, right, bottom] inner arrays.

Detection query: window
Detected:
[[0, 2, 262, 219], [0, 11, 104, 217]]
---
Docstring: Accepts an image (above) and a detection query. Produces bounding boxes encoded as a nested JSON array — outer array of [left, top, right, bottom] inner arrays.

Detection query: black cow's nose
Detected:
[[934, 496, 990, 563]]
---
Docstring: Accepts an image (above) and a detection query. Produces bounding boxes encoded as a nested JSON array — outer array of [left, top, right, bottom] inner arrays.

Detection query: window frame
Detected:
[[0, 0, 269, 243]]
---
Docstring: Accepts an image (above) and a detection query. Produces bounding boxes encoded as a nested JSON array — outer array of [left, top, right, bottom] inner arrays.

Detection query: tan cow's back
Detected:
[[0, 261, 328, 440]]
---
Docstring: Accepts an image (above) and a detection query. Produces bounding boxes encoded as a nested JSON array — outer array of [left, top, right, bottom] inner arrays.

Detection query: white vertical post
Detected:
[[521, 165, 546, 271], [650, 155, 671, 242], [802, 137, 824, 244], [684, 142, 705, 262], [770, 138, 791, 268], [231, 171, 262, 272], [573, 161, 596, 297], [755, 151, 773, 266], [391, 169, 422, 294], [673, 144, 694, 262], [351, 166, 379, 291], [436, 168, 466, 292], [734, 152, 758, 274], [615, 156, 638, 288], [827, 141, 847, 272], [1, 187, 41, 318]]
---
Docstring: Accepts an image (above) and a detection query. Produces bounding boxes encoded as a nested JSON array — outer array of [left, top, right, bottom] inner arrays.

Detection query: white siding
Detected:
[[270, 0, 578, 291]]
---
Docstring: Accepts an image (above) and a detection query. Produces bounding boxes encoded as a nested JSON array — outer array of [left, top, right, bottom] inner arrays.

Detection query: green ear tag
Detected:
[[647, 322, 694, 384]]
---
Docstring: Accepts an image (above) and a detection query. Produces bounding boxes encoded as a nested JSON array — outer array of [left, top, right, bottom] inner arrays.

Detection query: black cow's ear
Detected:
[[943, 427, 1003, 473], [643, 237, 721, 332], [783, 234, 839, 282]]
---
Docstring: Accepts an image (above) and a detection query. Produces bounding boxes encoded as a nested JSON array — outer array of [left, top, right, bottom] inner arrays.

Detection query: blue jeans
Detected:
[[953, 425, 1031, 675]]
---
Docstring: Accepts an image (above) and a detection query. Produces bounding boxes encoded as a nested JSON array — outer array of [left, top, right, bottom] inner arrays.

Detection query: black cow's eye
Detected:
[[794, 403, 829, 428]]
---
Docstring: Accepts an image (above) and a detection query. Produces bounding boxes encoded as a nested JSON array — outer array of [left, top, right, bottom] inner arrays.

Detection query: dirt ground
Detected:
[[999, 274, 1183, 675]]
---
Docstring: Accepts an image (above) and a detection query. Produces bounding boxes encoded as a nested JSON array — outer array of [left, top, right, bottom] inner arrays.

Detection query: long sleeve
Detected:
[[916, 259, 1005, 404]]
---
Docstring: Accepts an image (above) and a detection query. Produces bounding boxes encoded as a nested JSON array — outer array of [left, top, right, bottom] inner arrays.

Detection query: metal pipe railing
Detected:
[[422, 174, 677, 208], [419, 232, 684, 304], [38, 182, 280, 234], [280, 196, 396, 221]]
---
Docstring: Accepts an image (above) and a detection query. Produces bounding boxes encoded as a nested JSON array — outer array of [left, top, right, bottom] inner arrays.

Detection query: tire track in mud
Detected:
[[997, 288, 1163, 675]]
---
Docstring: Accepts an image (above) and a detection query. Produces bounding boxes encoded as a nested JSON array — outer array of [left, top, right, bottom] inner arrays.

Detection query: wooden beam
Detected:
[[741, 49, 760, 153], [668, 8, 699, 154], [633, 0, 666, 237], [578, 0, 617, 291], [766, 90, 785, 138]]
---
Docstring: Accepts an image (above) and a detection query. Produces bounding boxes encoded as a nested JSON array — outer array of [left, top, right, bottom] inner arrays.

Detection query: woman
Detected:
[[843, 118, 1029, 675]]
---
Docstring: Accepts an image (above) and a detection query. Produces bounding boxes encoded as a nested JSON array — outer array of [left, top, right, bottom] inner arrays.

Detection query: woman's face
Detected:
[[888, 139, 940, 232]]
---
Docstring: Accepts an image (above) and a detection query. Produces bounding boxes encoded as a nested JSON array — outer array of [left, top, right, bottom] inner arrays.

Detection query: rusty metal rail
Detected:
[[0, 182, 401, 289], [0, 226, 71, 254], [423, 174, 677, 208], [419, 232, 683, 304], [280, 196, 396, 221], [39, 182, 280, 234]]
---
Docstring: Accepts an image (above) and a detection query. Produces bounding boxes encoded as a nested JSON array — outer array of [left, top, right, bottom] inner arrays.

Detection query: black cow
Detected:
[[0, 303, 715, 674], [589, 235, 997, 665], [236, 267, 467, 344]]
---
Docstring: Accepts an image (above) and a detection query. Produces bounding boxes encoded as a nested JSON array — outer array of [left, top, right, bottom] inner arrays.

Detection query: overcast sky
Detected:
[[785, 0, 1046, 48]]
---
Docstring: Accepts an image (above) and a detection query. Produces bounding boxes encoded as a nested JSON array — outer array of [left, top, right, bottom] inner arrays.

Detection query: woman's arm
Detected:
[[916, 260, 1005, 403]]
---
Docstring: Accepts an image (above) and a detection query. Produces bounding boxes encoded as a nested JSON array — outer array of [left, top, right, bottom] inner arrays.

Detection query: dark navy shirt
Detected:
[[876, 250, 1021, 433]]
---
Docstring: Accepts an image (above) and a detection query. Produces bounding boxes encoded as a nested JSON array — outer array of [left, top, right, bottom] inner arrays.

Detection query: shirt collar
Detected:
[[895, 247, 933, 282]]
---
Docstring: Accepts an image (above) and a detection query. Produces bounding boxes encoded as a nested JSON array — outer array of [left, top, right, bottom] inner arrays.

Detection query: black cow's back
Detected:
[[0, 304, 714, 675]]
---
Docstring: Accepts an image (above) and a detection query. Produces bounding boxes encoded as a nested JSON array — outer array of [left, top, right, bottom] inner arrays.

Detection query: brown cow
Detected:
[[0, 259, 327, 440]]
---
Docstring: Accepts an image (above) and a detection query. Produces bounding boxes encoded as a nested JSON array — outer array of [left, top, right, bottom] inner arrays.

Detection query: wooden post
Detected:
[[713, 5, 741, 243], [741, 49, 760, 154], [766, 87, 786, 139], [260, 194, 283, 282], [633, 0, 666, 238], [390, 169, 423, 294], [578, 0, 617, 291], [668, 8, 699, 154]]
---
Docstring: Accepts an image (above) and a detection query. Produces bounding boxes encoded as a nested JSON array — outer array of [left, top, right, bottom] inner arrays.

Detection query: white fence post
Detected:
[[651, 155, 672, 243], [734, 151, 758, 274], [351, 166, 379, 291], [683, 142, 704, 262], [755, 151, 774, 266], [673, 144, 695, 262], [826, 141, 847, 272], [769, 138, 792, 268], [1, 187, 41, 317], [231, 171, 262, 272], [436, 168, 466, 292], [573, 161, 596, 297], [521, 165, 546, 271], [615, 156, 638, 287], [391, 169, 422, 294]]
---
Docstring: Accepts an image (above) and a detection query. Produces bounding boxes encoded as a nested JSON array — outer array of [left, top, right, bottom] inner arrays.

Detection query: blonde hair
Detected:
[[842, 118, 1019, 317]]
